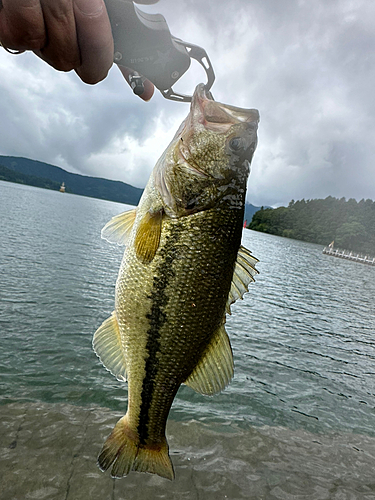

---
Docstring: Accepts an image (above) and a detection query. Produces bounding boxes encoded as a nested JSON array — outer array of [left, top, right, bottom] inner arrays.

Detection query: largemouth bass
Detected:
[[93, 84, 259, 480]]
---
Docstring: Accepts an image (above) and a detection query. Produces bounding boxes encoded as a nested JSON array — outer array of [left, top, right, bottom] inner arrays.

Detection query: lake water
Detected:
[[1, 180, 375, 499]]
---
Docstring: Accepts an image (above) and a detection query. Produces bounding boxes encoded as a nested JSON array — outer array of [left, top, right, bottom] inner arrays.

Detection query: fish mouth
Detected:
[[192, 83, 259, 132]]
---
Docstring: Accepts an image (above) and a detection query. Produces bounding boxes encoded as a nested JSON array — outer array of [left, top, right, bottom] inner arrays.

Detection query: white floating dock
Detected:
[[323, 246, 375, 265]]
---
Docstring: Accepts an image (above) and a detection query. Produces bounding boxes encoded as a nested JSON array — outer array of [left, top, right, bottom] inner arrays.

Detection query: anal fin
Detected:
[[184, 323, 234, 396]]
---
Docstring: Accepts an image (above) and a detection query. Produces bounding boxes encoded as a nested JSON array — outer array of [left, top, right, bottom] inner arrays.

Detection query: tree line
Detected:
[[0, 164, 65, 192], [0, 156, 143, 206], [248, 197, 375, 255]]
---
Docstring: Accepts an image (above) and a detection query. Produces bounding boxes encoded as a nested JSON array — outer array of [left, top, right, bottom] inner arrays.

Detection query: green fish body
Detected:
[[93, 85, 259, 479]]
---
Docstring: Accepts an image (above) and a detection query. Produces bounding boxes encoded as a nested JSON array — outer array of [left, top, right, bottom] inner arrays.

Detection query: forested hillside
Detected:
[[0, 156, 143, 206], [0, 156, 264, 219], [249, 197, 375, 254], [244, 203, 264, 223], [0, 164, 64, 191]]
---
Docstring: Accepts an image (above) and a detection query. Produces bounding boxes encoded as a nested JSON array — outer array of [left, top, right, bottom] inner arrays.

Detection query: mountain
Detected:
[[0, 156, 143, 206], [244, 203, 263, 224], [0, 164, 63, 191], [0, 155, 264, 218]]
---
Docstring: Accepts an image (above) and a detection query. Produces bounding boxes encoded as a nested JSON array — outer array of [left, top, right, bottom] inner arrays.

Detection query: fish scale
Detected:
[[128, 207, 243, 444], [93, 84, 259, 479]]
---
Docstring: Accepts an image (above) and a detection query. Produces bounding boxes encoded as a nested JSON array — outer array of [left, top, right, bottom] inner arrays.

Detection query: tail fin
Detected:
[[97, 416, 174, 480]]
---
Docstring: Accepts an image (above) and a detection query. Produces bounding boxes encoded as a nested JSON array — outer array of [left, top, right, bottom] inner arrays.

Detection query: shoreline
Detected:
[[1, 401, 375, 499]]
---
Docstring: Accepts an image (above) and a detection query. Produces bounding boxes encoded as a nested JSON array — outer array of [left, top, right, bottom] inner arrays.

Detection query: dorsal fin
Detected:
[[134, 210, 163, 264], [101, 209, 137, 245], [184, 323, 234, 395], [92, 312, 127, 382], [226, 245, 259, 314]]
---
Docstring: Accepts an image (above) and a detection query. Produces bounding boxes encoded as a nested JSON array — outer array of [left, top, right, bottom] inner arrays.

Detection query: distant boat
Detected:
[[323, 243, 375, 266], [59, 182, 66, 193]]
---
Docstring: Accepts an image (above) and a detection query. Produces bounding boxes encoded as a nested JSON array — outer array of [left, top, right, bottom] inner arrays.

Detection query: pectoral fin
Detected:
[[101, 209, 137, 245], [184, 323, 234, 396], [93, 312, 127, 382], [226, 245, 259, 314], [134, 210, 163, 264]]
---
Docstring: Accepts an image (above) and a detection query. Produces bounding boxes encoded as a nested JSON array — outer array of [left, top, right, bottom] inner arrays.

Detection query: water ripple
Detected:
[[1, 181, 375, 441]]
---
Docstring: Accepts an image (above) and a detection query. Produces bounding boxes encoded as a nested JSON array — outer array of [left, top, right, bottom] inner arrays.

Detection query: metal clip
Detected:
[[129, 72, 145, 96], [161, 40, 215, 102]]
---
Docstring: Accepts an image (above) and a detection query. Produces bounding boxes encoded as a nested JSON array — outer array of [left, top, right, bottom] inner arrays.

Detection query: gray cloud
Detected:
[[0, 0, 374, 206]]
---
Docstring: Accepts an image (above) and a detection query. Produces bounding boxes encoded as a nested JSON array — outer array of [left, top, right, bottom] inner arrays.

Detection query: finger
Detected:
[[0, 0, 45, 51], [34, 0, 80, 72], [118, 66, 155, 102], [73, 0, 113, 84]]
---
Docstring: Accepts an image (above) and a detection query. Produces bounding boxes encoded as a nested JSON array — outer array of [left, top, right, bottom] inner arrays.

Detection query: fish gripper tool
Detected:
[[104, 0, 215, 102]]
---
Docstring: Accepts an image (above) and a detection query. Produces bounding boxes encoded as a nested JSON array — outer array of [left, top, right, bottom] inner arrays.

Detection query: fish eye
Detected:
[[229, 137, 244, 152]]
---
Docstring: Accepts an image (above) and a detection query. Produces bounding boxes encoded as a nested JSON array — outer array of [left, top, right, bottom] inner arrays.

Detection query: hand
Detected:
[[0, 0, 156, 100]]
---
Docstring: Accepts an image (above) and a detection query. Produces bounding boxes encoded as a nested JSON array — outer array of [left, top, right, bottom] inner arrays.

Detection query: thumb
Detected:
[[118, 65, 155, 102]]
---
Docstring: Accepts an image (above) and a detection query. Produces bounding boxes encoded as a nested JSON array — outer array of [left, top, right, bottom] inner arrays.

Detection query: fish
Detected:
[[93, 84, 259, 480]]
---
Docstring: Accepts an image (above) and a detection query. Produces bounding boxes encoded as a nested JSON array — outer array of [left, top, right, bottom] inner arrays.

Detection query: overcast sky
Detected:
[[0, 0, 374, 207]]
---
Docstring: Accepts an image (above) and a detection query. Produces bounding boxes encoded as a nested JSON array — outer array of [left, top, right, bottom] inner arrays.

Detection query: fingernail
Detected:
[[75, 0, 103, 16]]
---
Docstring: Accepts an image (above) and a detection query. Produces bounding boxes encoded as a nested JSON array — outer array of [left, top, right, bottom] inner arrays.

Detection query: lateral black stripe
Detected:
[[137, 231, 178, 444]]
